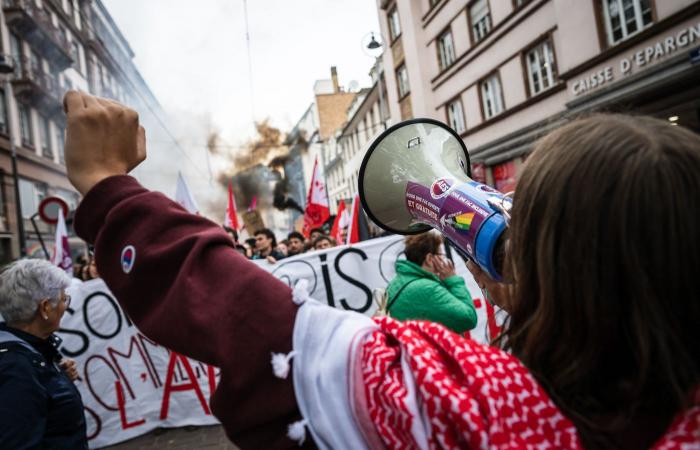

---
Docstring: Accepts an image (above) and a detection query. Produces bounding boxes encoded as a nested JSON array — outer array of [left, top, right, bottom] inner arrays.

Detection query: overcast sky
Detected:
[[103, 0, 380, 156]]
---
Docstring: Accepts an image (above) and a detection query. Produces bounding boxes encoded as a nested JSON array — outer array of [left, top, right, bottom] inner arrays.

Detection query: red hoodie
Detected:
[[75, 175, 308, 449]]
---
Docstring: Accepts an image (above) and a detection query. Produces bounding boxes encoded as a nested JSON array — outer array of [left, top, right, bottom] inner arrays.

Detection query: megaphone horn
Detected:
[[358, 118, 512, 281]]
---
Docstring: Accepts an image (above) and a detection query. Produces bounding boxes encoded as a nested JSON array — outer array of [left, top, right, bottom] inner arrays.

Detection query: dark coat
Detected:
[[0, 324, 88, 449]]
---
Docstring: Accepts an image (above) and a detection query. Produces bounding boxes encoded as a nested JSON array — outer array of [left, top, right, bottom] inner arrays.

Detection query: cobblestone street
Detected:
[[104, 426, 238, 450]]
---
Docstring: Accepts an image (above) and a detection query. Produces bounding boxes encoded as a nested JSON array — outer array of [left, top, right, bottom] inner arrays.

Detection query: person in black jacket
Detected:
[[0, 259, 87, 449]]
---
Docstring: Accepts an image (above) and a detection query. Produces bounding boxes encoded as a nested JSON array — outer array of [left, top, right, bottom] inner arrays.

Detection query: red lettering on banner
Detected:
[[469, 298, 502, 340], [484, 300, 502, 338], [207, 364, 217, 394], [160, 352, 212, 420], [107, 335, 156, 399], [115, 380, 145, 429], [83, 405, 103, 441]]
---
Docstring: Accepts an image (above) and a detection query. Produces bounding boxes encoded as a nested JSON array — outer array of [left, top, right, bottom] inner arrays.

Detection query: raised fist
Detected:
[[63, 91, 146, 195]]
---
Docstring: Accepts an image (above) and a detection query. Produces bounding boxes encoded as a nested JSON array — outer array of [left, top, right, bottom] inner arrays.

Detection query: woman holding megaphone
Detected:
[[62, 90, 698, 450]]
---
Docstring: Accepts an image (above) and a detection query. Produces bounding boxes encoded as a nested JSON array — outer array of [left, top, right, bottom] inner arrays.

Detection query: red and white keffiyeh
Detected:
[[359, 317, 699, 450], [287, 295, 698, 449]]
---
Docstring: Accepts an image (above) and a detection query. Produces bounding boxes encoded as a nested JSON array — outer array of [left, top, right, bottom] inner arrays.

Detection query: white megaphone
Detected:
[[358, 118, 512, 280]]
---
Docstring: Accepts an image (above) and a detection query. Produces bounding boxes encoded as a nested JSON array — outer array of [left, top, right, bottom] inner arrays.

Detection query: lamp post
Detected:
[[0, 54, 27, 257], [363, 32, 387, 131]]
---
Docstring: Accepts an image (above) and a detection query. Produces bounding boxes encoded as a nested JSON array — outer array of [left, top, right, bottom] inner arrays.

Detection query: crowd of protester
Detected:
[[72, 251, 100, 281], [223, 225, 342, 264]]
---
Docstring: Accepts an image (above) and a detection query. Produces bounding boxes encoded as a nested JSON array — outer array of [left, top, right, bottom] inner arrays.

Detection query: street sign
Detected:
[[38, 196, 69, 225]]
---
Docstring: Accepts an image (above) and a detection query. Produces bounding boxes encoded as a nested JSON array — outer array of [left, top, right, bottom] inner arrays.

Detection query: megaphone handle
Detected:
[[445, 237, 472, 264], [446, 237, 497, 307]]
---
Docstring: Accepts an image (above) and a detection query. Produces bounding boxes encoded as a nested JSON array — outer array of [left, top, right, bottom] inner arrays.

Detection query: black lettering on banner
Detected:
[[335, 248, 373, 313], [83, 291, 122, 339], [58, 307, 90, 357], [319, 253, 335, 307], [271, 259, 319, 293], [377, 237, 405, 283]]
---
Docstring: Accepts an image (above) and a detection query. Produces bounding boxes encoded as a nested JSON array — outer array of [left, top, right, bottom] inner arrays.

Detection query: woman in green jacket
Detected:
[[386, 232, 477, 333]]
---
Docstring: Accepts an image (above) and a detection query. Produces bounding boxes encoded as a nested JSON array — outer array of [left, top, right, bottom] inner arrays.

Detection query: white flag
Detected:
[[52, 208, 72, 275], [175, 171, 200, 214]]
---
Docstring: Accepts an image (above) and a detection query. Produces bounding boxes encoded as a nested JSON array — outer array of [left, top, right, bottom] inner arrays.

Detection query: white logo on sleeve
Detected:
[[121, 245, 136, 274]]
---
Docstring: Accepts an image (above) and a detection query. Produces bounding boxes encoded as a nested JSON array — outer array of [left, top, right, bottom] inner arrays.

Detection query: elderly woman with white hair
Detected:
[[0, 259, 87, 449]]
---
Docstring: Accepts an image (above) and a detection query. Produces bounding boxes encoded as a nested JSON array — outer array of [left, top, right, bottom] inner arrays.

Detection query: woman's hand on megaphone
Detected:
[[466, 260, 511, 311]]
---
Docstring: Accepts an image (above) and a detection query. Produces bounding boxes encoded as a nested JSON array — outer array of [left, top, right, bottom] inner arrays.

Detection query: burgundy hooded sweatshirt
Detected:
[[74, 175, 312, 449]]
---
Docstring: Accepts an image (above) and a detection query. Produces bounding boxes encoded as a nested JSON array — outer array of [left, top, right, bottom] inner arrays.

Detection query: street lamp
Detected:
[[367, 33, 382, 51], [362, 32, 388, 131], [0, 54, 27, 257]]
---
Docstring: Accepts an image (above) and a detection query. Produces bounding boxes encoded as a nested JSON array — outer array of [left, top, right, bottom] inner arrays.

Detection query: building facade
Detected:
[[0, 0, 162, 263], [376, 0, 700, 189]]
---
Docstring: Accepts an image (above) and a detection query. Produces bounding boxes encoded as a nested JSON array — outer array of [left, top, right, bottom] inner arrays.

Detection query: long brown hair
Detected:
[[502, 115, 700, 448]]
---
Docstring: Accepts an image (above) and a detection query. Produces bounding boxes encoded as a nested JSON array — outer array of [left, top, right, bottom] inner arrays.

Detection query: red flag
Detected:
[[302, 157, 330, 237], [248, 195, 257, 211], [225, 183, 240, 231], [330, 200, 348, 244], [346, 194, 361, 245]]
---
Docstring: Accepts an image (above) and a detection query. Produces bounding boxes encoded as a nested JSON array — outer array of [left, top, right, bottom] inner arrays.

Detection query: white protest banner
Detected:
[[58, 279, 219, 449], [253, 235, 505, 343], [57, 236, 502, 448]]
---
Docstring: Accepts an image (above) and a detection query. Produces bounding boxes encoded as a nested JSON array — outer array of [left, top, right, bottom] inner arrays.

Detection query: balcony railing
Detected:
[[11, 55, 64, 117], [3, 0, 73, 70]]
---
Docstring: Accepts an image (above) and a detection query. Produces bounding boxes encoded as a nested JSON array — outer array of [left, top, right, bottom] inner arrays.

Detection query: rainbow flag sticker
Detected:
[[452, 212, 475, 231]]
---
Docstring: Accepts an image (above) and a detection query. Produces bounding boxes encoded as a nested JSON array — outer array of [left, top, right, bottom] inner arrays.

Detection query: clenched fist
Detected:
[[63, 91, 146, 195]]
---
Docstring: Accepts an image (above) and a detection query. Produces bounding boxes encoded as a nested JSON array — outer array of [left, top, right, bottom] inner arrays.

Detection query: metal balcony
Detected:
[[12, 56, 64, 117], [3, 0, 73, 70]]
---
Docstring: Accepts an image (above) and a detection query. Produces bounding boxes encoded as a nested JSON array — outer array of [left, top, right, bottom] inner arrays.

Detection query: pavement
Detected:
[[103, 425, 239, 449]]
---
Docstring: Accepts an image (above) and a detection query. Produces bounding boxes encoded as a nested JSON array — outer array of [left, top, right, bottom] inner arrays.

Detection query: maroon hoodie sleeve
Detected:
[[74, 175, 311, 449]]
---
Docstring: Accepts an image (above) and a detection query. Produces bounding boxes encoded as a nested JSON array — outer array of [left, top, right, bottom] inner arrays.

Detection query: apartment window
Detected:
[[480, 74, 504, 120], [526, 39, 557, 95], [470, 0, 492, 43], [56, 127, 65, 164], [29, 50, 41, 75], [396, 64, 410, 98], [447, 98, 466, 134], [39, 115, 52, 159], [602, 0, 653, 45], [71, 41, 84, 73], [10, 33, 22, 76], [0, 90, 6, 135], [388, 7, 401, 41], [19, 178, 47, 218], [437, 29, 456, 70], [18, 104, 33, 147]]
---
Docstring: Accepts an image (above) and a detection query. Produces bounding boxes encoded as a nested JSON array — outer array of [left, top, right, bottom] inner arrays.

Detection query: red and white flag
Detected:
[[224, 182, 240, 231], [346, 194, 361, 245], [175, 171, 199, 214], [330, 200, 349, 244], [248, 195, 257, 212], [51, 208, 72, 275], [302, 157, 330, 237]]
